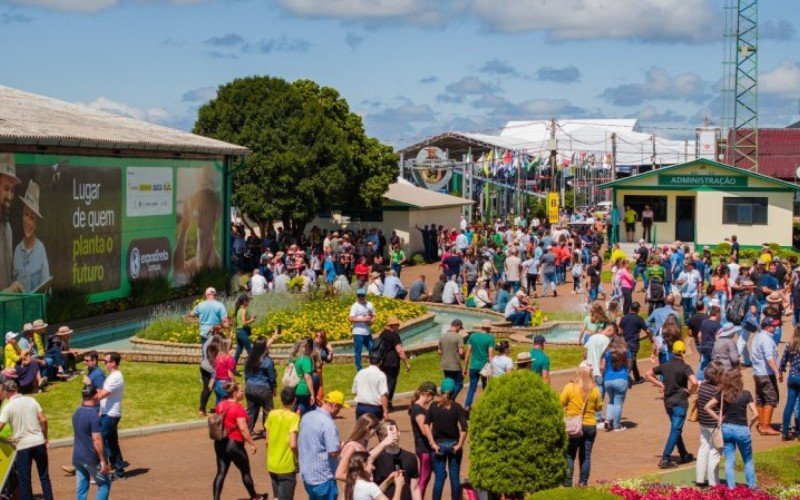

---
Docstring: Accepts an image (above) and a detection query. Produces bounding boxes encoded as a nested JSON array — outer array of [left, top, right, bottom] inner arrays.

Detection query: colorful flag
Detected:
[[502, 149, 513, 170], [483, 149, 493, 176]]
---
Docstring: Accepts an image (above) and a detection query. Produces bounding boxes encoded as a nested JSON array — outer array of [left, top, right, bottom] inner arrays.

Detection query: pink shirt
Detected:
[[619, 268, 634, 290], [214, 353, 234, 381]]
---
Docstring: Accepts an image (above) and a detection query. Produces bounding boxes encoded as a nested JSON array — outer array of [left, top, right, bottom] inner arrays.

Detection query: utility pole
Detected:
[[549, 117, 557, 194], [651, 134, 657, 170], [399, 152, 404, 179], [610, 133, 617, 182]]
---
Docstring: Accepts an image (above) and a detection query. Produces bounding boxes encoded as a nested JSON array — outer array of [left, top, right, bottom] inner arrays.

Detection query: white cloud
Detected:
[[466, 0, 718, 42], [277, 0, 427, 19], [82, 96, 174, 124], [8, 0, 207, 13], [601, 67, 708, 106], [761, 60, 800, 96]]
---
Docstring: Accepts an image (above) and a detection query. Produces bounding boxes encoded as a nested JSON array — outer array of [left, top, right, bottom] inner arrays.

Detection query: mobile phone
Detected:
[[393, 455, 403, 472]]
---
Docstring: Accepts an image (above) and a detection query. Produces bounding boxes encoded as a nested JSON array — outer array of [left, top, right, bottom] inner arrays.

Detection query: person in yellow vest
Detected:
[[623, 205, 638, 243]]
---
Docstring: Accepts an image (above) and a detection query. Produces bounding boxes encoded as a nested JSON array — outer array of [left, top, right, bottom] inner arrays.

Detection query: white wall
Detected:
[[696, 190, 794, 247]]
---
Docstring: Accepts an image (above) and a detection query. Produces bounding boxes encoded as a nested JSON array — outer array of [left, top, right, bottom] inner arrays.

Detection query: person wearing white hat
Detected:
[[3, 332, 20, 369], [187, 287, 228, 342], [11, 180, 50, 293], [504, 290, 532, 327], [0, 153, 21, 290], [712, 323, 740, 370]]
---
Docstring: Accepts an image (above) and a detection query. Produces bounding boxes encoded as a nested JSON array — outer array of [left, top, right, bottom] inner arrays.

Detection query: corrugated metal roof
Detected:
[[384, 182, 474, 209], [0, 85, 250, 156], [725, 128, 800, 180]]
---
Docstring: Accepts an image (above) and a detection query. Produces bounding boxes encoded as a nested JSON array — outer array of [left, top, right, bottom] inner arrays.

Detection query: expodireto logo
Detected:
[[126, 238, 172, 280]]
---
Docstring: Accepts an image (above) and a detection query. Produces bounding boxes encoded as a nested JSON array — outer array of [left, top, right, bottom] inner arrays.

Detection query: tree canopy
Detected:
[[193, 76, 397, 236]]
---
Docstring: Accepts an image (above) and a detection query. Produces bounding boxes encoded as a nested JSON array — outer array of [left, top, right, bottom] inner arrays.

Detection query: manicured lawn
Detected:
[[749, 443, 800, 485]]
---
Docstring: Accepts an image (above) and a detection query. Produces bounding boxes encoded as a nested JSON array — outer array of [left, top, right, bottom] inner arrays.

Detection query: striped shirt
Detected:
[[298, 408, 340, 486]]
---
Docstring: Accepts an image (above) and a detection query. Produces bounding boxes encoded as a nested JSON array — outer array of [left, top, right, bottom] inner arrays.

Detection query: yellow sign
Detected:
[[547, 193, 559, 224]]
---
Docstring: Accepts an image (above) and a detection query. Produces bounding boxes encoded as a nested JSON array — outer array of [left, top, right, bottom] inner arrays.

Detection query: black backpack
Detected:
[[370, 334, 388, 363], [727, 293, 749, 325], [646, 280, 665, 303]]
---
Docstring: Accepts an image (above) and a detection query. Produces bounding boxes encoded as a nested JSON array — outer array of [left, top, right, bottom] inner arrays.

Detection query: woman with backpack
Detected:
[[561, 361, 603, 487], [243, 337, 276, 436], [212, 381, 266, 500]]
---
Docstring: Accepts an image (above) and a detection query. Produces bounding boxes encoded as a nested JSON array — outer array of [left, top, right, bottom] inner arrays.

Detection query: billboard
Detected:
[[0, 153, 224, 302]]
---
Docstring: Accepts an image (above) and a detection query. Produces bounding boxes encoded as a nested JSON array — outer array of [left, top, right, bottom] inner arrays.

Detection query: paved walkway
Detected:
[[35, 268, 795, 497]]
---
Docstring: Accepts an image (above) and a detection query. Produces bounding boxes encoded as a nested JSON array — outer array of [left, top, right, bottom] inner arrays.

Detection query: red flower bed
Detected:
[[609, 484, 775, 500]]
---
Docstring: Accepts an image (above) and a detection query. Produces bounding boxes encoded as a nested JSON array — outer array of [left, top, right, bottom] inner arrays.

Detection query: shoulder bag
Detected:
[[208, 401, 231, 441], [565, 389, 589, 438], [711, 391, 724, 450]]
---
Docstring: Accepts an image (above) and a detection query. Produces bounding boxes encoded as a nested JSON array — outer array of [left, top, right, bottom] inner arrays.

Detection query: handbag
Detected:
[[711, 391, 724, 450], [565, 392, 589, 438], [479, 362, 492, 378], [208, 402, 231, 441], [687, 395, 699, 422]]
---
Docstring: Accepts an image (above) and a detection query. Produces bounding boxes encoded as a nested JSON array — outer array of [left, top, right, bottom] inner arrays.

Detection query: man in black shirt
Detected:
[[373, 420, 421, 500], [620, 302, 649, 384], [687, 301, 709, 344], [645, 340, 698, 469], [377, 317, 411, 411], [697, 306, 722, 382]]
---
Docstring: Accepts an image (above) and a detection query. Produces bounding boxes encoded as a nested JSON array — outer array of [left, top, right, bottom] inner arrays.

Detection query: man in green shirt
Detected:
[[464, 320, 495, 411], [529, 335, 551, 385]]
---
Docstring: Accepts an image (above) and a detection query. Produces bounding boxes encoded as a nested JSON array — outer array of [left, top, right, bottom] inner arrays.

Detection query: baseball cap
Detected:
[[356, 288, 367, 296], [533, 334, 546, 344], [205, 287, 217, 295], [441, 378, 456, 394], [4, 332, 17, 343], [323, 390, 350, 408], [761, 316, 780, 328], [418, 381, 438, 395], [672, 340, 686, 355]]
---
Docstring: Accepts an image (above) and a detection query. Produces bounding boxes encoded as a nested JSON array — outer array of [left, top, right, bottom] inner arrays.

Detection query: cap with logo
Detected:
[[323, 390, 350, 408]]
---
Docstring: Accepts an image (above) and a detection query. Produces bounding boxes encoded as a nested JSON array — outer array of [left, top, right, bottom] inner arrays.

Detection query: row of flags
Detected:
[[466, 149, 615, 178]]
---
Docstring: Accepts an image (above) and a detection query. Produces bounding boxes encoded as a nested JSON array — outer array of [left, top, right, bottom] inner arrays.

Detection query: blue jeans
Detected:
[[75, 461, 111, 500], [508, 281, 520, 293], [634, 265, 648, 289], [506, 311, 530, 327], [432, 440, 461, 500], [443, 370, 464, 401], [722, 423, 756, 489], [594, 376, 605, 422], [697, 353, 710, 382], [662, 405, 688, 461], [773, 326, 782, 346], [588, 287, 598, 301], [214, 379, 229, 407], [542, 272, 557, 296], [304, 479, 338, 500], [681, 296, 696, 324], [99, 415, 124, 474], [783, 375, 800, 435], [565, 425, 596, 487], [465, 368, 486, 409], [604, 378, 628, 429], [715, 292, 728, 322], [16, 443, 53, 500], [233, 328, 252, 366], [353, 334, 373, 371], [391, 262, 402, 277], [355, 403, 383, 420]]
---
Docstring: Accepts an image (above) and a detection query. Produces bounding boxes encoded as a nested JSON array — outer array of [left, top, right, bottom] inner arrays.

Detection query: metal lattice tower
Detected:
[[721, 0, 759, 170]]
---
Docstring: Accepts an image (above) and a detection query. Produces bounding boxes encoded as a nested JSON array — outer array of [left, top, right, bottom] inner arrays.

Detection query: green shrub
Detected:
[[47, 288, 90, 323], [190, 266, 231, 294], [740, 249, 759, 261], [713, 242, 731, 256], [527, 487, 619, 500], [469, 370, 567, 496], [129, 276, 172, 308], [410, 253, 425, 266]]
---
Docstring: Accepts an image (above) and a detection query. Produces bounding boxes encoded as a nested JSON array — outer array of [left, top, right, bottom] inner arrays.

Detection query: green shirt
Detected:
[[294, 356, 314, 396], [492, 233, 503, 247], [530, 349, 550, 375], [391, 250, 405, 265], [647, 265, 665, 283], [467, 332, 495, 370]]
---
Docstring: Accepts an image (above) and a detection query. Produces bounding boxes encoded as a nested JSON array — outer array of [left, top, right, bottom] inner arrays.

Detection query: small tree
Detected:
[[469, 370, 567, 497]]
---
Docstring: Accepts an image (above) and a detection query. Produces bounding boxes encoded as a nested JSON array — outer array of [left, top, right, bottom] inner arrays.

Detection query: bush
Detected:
[[527, 487, 618, 500], [189, 266, 231, 294], [47, 287, 90, 323], [410, 253, 425, 266], [469, 370, 567, 496], [713, 242, 731, 256], [129, 276, 172, 308]]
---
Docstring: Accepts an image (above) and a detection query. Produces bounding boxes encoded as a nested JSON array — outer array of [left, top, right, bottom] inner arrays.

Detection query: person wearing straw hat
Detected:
[[377, 316, 411, 411], [10, 180, 50, 293], [46, 325, 78, 378], [712, 323, 740, 371], [515, 352, 532, 370], [463, 320, 495, 412], [0, 154, 20, 290]]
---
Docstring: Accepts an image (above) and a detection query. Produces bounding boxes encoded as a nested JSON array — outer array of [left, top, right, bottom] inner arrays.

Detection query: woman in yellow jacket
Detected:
[[560, 361, 603, 487]]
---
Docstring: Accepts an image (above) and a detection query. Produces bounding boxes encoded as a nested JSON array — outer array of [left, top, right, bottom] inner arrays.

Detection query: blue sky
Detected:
[[1, 0, 799, 147]]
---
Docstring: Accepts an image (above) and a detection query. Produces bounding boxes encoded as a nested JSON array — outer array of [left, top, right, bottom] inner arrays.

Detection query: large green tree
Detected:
[[193, 76, 397, 236]]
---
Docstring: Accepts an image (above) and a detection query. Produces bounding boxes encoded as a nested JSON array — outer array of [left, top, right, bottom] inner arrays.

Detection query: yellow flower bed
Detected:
[[138, 294, 427, 344]]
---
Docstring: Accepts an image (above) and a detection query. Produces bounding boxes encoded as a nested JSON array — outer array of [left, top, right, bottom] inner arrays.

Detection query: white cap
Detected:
[[205, 287, 217, 295], [4, 332, 18, 343]]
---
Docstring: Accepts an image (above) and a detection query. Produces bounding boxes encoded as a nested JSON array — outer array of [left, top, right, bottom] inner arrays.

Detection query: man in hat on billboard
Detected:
[[0, 153, 20, 290], [12, 180, 50, 293]]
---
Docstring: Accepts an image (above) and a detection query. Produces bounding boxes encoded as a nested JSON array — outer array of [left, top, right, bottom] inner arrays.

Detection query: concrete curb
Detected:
[[50, 419, 209, 449]]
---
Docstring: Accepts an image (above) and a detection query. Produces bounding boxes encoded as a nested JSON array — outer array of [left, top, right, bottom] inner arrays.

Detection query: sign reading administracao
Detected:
[[658, 174, 748, 188]]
